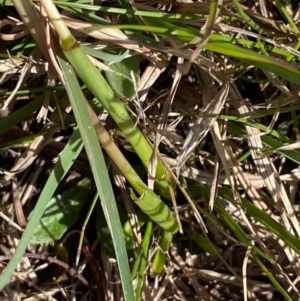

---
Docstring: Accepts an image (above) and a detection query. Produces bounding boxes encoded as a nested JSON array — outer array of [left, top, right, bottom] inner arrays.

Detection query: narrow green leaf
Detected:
[[214, 201, 275, 262], [231, 0, 260, 31], [82, 45, 130, 63], [0, 127, 84, 290], [130, 218, 151, 278], [241, 198, 300, 255], [189, 229, 218, 256], [58, 54, 135, 301], [142, 18, 300, 83], [0, 97, 43, 136], [134, 220, 152, 301], [255, 255, 292, 301], [205, 41, 300, 83], [198, 200, 272, 261], [227, 122, 300, 165]]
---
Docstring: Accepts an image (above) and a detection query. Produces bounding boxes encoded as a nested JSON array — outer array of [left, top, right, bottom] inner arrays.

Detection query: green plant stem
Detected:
[[230, 0, 261, 32], [151, 230, 173, 274], [131, 220, 153, 301], [41, 1, 173, 200], [63, 43, 172, 196], [90, 108, 178, 233]]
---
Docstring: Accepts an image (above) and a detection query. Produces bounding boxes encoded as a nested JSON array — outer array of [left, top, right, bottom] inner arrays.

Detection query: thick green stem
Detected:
[[40, 0, 174, 199], [62, 43, 172, 198], [40, 0, 177, 231], [92, 111, 178, 233]]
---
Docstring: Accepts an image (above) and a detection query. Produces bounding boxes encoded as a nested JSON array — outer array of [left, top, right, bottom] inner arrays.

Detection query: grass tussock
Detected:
[[1, 0, 300, 300]]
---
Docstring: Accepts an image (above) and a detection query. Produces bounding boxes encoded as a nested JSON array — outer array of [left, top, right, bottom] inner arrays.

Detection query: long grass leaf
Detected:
[[0, 127, 83, 290], [0, 97, 43, 135], [58, 55, 135, 301]]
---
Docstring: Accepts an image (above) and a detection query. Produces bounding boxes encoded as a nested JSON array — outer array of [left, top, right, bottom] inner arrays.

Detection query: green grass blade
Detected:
[[231, 0, 260, 31], [254, 254, 292, 300], [194, 188, 274, 263], [82, 45, 130, 63], [227, 122, 300, 165], [214, 201, 274, 261], [141, 18, 300, 82], [189, 0, 222, 60], [205, 41, 300, 83], [0, 97, 43, 135], [241, 198, 300, 254], [131, 220, 152, 301], [77, 191, 99, 265], [58, 54, 135, 301], [0, 127, 84, 290], [201, 200, 293, 301], [189, 228, 218, 256]]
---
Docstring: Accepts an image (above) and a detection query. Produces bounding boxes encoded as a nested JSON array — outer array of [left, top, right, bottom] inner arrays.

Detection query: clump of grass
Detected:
[[1, 0, 300, 300]]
